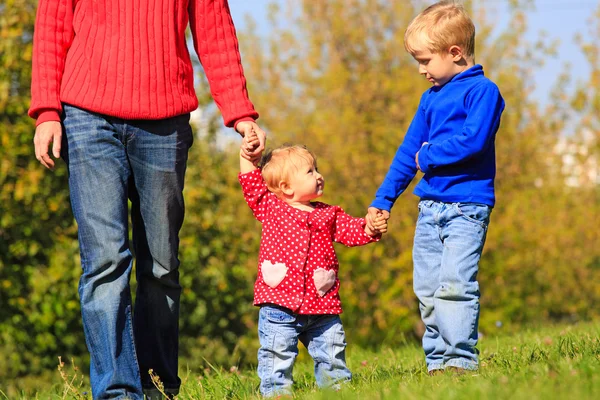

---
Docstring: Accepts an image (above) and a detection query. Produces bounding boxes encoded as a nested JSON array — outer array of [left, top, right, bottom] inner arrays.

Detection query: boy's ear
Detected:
[[279, 181, 294, 196], [449, 45, 463, 61]]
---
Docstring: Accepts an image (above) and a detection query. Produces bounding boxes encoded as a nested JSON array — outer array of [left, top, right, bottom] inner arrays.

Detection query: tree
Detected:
[[0, 0, 86, 384]]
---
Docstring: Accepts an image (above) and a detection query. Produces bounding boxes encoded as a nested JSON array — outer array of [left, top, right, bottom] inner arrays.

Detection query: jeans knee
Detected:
[[434, 281, 478, 301], [134, 238, 180, 282], [148, 262, 180, 285], [79, 255, 132, 296]]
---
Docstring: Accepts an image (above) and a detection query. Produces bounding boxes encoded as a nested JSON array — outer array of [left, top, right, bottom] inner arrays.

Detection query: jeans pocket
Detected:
[[264, 306, 297, 324], [454, 203, 491, 228]]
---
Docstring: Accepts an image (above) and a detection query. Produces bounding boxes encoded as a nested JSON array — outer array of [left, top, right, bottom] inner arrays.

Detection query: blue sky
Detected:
[[227, 0, 597, 106]]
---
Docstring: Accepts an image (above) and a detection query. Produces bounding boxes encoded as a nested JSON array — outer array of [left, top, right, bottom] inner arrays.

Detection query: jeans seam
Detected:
[[326, 319, 336, 369], [126, 304, 141, 382], [263, 321, 277, 396]]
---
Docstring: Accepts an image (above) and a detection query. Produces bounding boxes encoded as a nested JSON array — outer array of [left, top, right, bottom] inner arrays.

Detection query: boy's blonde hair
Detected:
[[404, 1, 475, 59], [260, 144, 317, 198]]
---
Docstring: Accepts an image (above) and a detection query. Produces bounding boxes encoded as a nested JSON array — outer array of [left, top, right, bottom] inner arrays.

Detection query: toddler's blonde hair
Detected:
[[404, 1, 475, 59], [260, 144, 317, 198]]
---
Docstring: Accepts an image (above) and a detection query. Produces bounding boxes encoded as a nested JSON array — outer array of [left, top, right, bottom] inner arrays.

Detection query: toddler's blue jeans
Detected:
[[62, 104, 193, 399], [413, 200, 491, 373], [257, 305, 352, 397]]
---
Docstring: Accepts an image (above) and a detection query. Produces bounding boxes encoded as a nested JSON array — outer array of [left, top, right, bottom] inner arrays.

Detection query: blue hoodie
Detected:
[[371, 64, 505, 211]]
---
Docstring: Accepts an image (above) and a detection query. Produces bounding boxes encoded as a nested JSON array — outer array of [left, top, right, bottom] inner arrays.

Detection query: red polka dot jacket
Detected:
[[239, 169, 380, 314]]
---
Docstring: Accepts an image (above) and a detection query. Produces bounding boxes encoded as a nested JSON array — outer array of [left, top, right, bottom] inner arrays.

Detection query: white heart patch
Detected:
[[313, 268, 336, 297], [261, 260, 288, 288]]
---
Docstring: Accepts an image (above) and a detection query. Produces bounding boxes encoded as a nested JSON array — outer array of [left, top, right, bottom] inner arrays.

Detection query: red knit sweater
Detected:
[[29, 0, 259, 127]]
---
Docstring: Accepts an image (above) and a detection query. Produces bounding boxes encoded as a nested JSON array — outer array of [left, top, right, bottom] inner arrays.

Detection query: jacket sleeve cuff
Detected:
[[35, 110, 61, 126], [369, 199, 393, 213], [233, 116, 257, 132], [418, 144, 432, 174]]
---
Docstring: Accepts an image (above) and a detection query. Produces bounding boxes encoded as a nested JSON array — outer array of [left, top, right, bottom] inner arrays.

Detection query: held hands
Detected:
[[242, 129, 261, 155], [236, 121, 266, 165], [365, 207, 390, 237], [34, 121, 62, 170], [239, 125, 264, 174]]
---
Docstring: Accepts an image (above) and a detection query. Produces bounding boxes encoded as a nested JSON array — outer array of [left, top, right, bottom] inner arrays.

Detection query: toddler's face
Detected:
[[287, 156, 324, 202]]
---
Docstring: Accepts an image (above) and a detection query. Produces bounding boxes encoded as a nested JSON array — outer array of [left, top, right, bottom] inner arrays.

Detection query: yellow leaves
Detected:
[[12, 165, 43, 202]]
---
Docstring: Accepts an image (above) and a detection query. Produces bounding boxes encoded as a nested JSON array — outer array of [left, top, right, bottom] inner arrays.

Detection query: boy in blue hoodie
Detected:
[[366, 1, 505, 374]]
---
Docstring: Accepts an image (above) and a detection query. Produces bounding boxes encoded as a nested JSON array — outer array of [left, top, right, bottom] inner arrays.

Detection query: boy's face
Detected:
[[412, 47, 462, 87], [286, 156, 324, 202]]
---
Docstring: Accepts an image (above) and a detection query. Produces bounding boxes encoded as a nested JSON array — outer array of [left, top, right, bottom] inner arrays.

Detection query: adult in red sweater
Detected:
[[29, 1, 265, 398]]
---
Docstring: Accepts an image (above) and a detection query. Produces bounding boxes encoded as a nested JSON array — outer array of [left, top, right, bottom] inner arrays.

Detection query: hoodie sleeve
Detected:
[[370, 94, 429, 212]]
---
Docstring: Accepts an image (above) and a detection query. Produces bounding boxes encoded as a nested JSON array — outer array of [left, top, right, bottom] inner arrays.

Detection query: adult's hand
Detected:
[[236, 121, 266, 164], [34, 121, 62, 170]]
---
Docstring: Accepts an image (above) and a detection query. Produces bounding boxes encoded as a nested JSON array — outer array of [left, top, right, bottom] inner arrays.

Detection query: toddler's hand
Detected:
[[241, 130, 261, 164], [371, 212, 388, 234], [242, 131, 260, 152], [365, 207, 390, 236], [364, 223, 377, 237]]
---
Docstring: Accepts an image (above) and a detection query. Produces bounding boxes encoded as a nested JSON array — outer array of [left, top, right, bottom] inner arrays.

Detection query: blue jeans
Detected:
[[257, 305, 352, 397], [413, 200, 491, 372], [62, 104, 193, 399]]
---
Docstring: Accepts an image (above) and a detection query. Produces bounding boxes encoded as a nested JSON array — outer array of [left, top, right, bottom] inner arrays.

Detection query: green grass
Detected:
[[4, 322, 600, 399]]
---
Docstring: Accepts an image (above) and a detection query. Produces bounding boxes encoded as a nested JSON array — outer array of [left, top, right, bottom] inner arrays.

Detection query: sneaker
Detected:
[[428, 369, 444, 376], [446, 366, 469, 376]]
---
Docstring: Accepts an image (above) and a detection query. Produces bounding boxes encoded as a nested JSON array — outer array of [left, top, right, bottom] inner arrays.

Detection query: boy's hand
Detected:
[[366, 207, 390, 235], [371, 212, 388, 234], [415, 142, 428, 171]]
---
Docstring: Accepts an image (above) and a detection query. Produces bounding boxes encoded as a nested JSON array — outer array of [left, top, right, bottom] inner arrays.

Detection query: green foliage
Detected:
[[1, 0, 599, 391], [177, 137, 259, 367], [0, 0, 86, 382]]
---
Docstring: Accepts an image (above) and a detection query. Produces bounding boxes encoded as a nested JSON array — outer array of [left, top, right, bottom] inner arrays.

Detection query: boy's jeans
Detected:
[[62, 104, 193, 399], [257, 305, 352, 397], [413, 200, 491, 372]]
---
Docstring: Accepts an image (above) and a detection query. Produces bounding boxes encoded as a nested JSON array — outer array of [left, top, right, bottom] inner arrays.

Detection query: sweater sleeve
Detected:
[[417, 83, 505, 173], [28, 0, 75, 125], [370, 96, 429, 212], [188, 0, 259, 127], [239, 169, 273, 223], [332, 208, 380, 247]]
